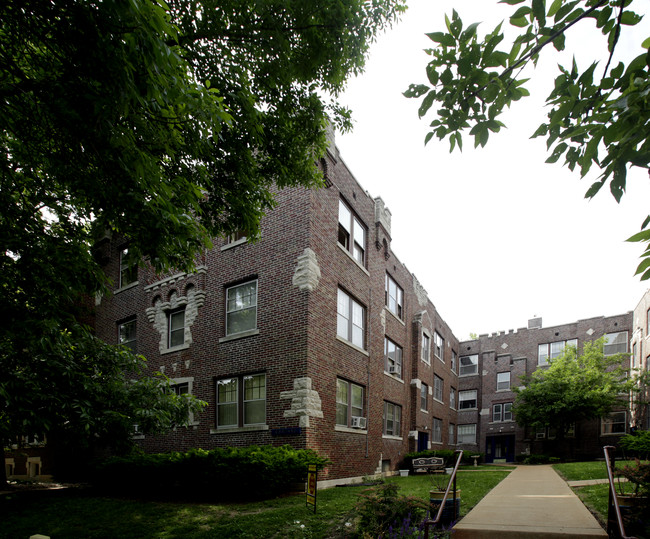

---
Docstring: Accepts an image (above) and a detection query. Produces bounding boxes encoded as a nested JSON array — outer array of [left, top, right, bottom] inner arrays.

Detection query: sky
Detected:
[[334, 0, 650, 341]]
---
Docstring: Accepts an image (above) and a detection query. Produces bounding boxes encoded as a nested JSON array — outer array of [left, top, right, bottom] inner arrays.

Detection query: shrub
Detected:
[[92, 445, 330, 501], [522, 454, 558, 465], [620, 430, 650, 459]]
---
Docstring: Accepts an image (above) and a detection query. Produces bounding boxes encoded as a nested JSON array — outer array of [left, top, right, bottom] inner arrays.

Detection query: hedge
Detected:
[[91, 445, 330, 501]]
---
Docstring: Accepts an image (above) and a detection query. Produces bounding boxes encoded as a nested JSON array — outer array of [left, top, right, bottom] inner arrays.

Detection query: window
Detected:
[[459, 389, 477, 410], [337, 289, 365, 349], [168, 308, 185, 348], [432, 418, 442, 443], [422, 333, 431, 363], [449, 424, 456, 445], [434, 375, 444, 402], [458, 424, 476, 444], [493, 403, 513, 422], [338, 199, 366, 264], [604, 332, 628, 356], [119, 247, 137, 288], [450, 387, 456, 409], [421, 383, 428, 411], [216, 374, 266, 428], [383, 401, 402, 436], [385, 274, 403, 318], [632, 342, 638, 369], [433, 332, 444, 361], [226, 280, 258, 336], [601, 411, 626, 435], [451, 350, 457, 373], [337, 379, 365, 427], [460, 354, 478, 376], [647, 308, 650, 336], [118, 319, 137, 351], [227, 230, 247, 244], [385, 337, 403, 377], [538, 339, 578, 365], [496, 372, 511, 391], [170, 382, 189, 396]]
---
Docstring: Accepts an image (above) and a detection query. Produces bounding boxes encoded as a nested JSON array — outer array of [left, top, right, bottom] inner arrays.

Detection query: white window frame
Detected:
[[459, 389, 477, 410], [383, 401, 402, 437], [538, 339, 578, 366], [118, 318, 137, 351], [336, 379, 365, 428], [604, 332, 628, 357], [385, 274, 404, 319], [226, 280, 258, 336], [422, 333, 431, 364], [601, 411, 626, 435], [451, 350, 457, 373], [449, 423, 456, 445], [432, 417, 442, 443], [337, 288, 365, 349], [384, 337, 403, 377], [493, 402, 513, 422], [458, 424, 476, 444], [450, 387, 456, 410], [168, 308, 186, 348], [119, 247, 137, 288], [433, 332, 444, 362], [433, 375, 444, 403], [216, 374, 266, 429], [459, 354, 478, 376], [338, 199, 366, 265], [496, 372, 511, 391], [421, 383, 428, 411]]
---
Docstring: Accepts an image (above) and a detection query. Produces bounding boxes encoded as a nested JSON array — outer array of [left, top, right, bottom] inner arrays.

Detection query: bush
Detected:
[[521, 454, 559, 465], [92, 445, 330, 501], [620, 430, 650, 459]]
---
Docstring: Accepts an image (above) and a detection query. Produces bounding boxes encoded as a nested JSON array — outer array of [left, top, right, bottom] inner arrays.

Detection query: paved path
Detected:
[[453, 465, 607, 538]]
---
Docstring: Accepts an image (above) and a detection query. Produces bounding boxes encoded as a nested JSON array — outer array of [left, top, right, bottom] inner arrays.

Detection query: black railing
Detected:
[[423, 449, 463, 539], [604, 445, 636, 539]]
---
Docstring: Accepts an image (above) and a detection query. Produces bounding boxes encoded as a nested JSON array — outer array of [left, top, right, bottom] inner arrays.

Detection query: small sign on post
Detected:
[[306, 464, 317, 513]]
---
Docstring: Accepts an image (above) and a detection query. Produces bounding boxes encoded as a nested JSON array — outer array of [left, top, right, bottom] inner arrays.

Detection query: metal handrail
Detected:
[[423, 449, 463, 539], [604, 445, 636, 539]]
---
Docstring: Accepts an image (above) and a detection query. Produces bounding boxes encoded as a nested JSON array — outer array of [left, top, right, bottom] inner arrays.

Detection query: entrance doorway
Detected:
[[485, 435, 515, 463], [418, 431, 429, 452]]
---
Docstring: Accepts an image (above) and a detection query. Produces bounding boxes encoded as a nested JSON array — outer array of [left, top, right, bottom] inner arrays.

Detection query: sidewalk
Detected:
[[453, 465, 607, 538]]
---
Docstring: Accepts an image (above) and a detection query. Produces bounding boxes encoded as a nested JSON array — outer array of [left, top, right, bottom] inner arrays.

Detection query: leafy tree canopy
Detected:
[[405, 0, 650, 277], [0, 0, 405, 481], [513, 338, 630, 437]]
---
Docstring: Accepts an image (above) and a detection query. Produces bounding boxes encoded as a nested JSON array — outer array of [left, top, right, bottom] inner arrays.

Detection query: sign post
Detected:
[[306, 464, 317, 513]]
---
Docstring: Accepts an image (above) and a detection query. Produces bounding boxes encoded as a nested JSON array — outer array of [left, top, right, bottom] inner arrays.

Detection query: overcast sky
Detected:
[[334, 0, 650, 341]]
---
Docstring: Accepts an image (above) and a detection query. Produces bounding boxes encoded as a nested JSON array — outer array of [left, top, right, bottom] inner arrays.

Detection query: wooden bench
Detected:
[[412, 457, 445, 474]]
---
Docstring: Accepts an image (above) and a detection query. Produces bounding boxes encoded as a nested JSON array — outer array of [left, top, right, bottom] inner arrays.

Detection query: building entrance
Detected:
[[485, 434, 515, 463], [418, 431, 429, 452]]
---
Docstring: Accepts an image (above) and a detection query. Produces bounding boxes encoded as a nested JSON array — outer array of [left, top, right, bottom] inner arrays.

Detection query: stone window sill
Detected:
[[210, 425, 269, 434], [335, 425, 368, 435], [219, 329, 260, 344]]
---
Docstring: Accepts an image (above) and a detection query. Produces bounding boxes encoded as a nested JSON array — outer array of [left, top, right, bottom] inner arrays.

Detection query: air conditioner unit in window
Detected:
[[388, 365, 401, 375], [351, 416, 367, 429], [536, 431, 546, 439]]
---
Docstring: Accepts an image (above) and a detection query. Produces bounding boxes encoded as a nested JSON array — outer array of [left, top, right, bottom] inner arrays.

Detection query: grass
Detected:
[[552, 460, 627, 482], [0, 469, 511, 539]]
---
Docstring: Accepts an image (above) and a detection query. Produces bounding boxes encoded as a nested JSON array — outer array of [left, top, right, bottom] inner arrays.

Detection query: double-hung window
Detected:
[[337, 289, 365, 349], [384, 338, 403, 377], [601, 411, 626, 435], [118, 318, 137, 351], [434, 375, 444, 402], [459, 389, 477, 410], [450, 387, 456, 409], [385, 274, 403, 318], [433, 332, 444, 361], [449, 424, 456, 445], [336, 379, 365, 428], [432, 418, 442, 443], [338, 199, 366, 264], [458, 424, 476, 444], [497, 372, 511, 391], [216, 374, 266, 428], [538, 339, 577, 365], [119, 247, 137, 288], [226, 280, 258, 336], [168, 308, 186, 348], [383, 401, 402, 436], [493, 403, 512, 422], [604, 332, 628, 356], [422, 333, 431, 363], [459, 354, 478, 376], [451, 350, 457, 373], [421, 383, 428, 411]]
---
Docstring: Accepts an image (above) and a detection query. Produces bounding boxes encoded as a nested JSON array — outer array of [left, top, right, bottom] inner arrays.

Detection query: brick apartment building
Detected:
[[6, 133, 645, 482]]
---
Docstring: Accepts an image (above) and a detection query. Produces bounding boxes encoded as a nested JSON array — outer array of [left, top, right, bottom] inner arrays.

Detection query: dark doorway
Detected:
[[485, 435, 515, 463], [418, 431, 429, 452]]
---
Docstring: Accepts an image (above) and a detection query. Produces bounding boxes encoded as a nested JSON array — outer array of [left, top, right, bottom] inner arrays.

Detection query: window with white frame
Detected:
[[337, 289, 365, 349], [450, 387, 456, 409], [336, 379, 365, 428], [493, 402, 512, 422], [226, 280, 258, 336], [458, 424, 476, 444], [460, 354, 478, 376], [449, 423, 456, 445], [422, 333, 431, 363], [538, 339, 577, 365], [421, 383, 428, 411], [383, 401, 402, 436], [170, 381, 189, 396], [632, 342, 638, 369], [216, 374, 266, 428], [451, 350, 457, 373], [496, 372, 511, 391], [168, 308, 186, 348], [459, 389, 477, 410], [385, 274, 403, 319], [119, 247, 137, 288], [434, 375, 444, 402], [432, 417, 442, 443], [604, 332, 628, 356], [338, 199, 366, 265], [601, 411, 626, 435], [118, 318, 137, 351], [384, 337, 403, 377], [227, 230, 247, 244], [433, 332, 444, 361]]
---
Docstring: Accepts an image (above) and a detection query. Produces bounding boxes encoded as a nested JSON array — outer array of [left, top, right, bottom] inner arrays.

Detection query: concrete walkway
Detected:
[[453, 465, 607, 538]]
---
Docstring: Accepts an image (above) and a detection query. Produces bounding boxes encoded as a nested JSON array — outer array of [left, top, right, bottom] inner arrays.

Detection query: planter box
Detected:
[[430, 489, 461, 525], [399, 469, 409, 477]]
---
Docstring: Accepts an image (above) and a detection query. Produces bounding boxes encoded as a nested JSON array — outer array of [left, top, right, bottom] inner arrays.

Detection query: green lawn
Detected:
[[0, 470, 511, 539], [552, 460, 627, 482]]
